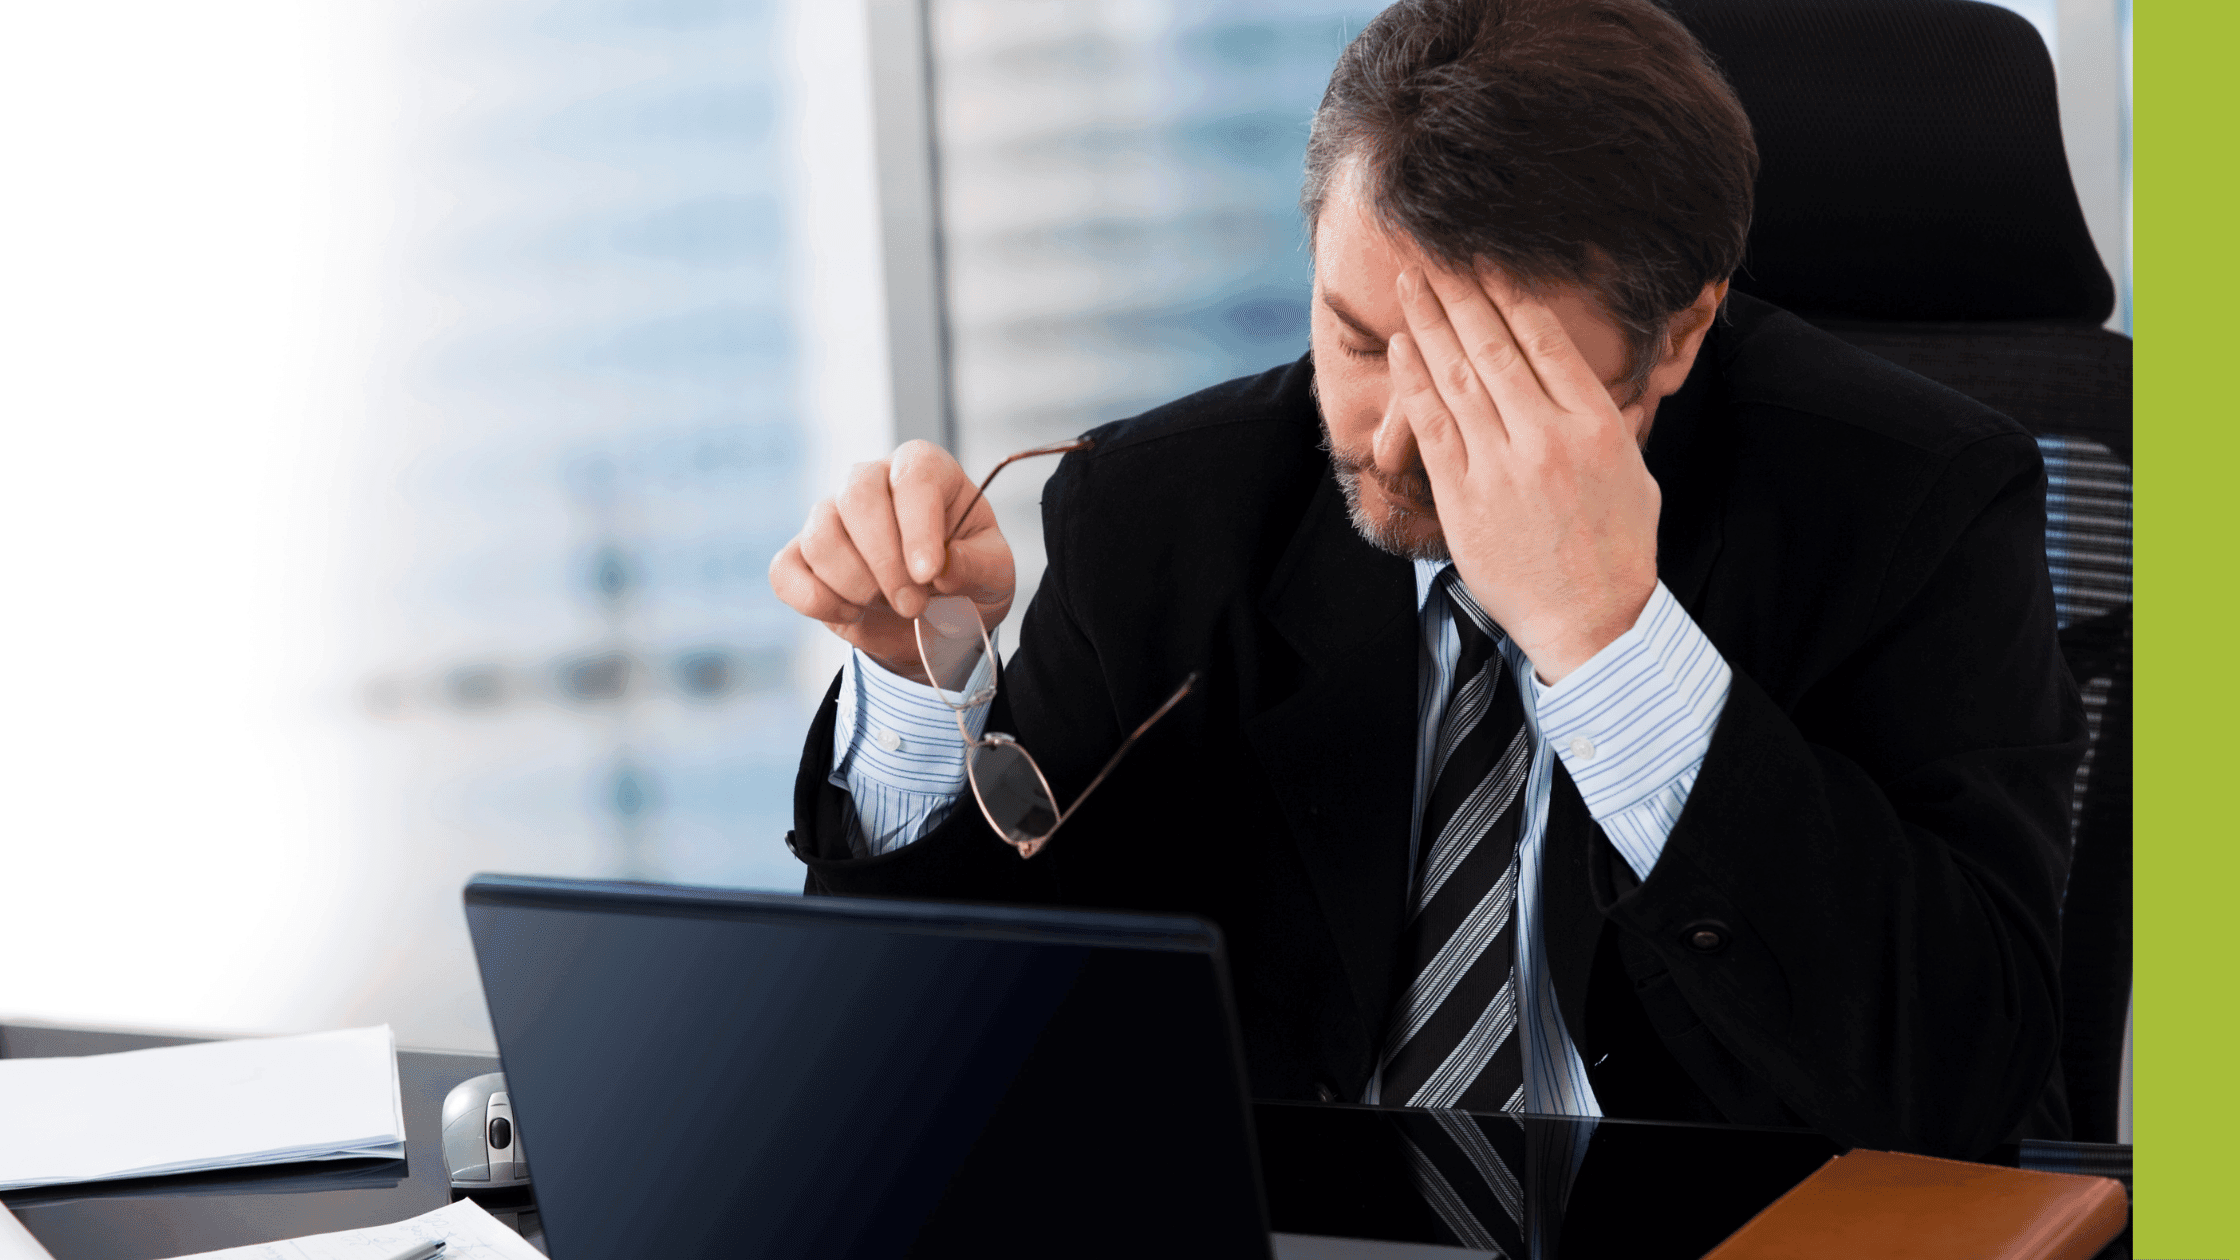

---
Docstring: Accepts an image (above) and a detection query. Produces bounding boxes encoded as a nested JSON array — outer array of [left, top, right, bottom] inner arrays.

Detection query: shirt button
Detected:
[[1568, 735, 1597, 761], [872, 728, 904, 753]]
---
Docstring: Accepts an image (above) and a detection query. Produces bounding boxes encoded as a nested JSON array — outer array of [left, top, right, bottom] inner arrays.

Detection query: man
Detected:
[[769, 0, 2082, 1159]]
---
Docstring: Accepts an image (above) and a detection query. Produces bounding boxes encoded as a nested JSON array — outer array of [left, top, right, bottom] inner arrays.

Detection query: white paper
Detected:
[[0, 1027, 405, 1191], [156, 1198, 542, 1260], [0, 1203, 55, 1260]]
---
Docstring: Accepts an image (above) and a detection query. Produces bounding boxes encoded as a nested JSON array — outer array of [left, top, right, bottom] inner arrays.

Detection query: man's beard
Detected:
[[1318, 418, 1451, 563]]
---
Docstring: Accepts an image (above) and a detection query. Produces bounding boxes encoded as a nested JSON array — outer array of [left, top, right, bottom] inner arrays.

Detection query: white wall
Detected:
[[0, 0, 891, 1052], [0, 2, 368, 1038]]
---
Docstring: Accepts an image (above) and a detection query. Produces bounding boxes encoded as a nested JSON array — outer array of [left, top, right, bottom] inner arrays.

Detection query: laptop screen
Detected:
[[465, 875, 1271, 1259]]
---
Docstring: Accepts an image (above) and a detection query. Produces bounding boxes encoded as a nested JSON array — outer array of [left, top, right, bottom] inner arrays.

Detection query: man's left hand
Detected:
[[1386, 266, 1661, 684]]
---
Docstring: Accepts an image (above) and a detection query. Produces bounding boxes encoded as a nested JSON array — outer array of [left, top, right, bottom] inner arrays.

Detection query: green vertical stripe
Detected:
[[2135, 0, 2232, 1253]]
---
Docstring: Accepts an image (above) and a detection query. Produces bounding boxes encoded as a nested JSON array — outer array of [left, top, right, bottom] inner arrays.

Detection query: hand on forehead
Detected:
[[1311, 186, 1634, 391]]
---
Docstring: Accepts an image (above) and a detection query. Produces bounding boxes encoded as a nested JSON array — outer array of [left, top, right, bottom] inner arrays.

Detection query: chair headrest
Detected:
[[1667, 0, 2114, 323]]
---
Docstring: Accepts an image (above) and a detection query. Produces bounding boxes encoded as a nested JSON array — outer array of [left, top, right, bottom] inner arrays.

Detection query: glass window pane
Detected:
[[930, 2, 1391, 645]]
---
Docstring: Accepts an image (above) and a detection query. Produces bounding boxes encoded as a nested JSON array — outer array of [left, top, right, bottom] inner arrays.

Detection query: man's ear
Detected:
[[1640, 280, 1729, 401]]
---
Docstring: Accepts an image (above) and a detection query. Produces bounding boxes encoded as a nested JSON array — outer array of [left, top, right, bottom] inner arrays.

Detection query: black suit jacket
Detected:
[[788, 293, 2086, 1158]]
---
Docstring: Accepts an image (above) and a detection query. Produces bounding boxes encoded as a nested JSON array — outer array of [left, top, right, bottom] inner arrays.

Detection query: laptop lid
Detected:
[[463, 874, 1273, 1259]]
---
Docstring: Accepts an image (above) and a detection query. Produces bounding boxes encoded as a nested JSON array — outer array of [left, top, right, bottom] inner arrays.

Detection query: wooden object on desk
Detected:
[[1703, 1148, 2128, 1260]]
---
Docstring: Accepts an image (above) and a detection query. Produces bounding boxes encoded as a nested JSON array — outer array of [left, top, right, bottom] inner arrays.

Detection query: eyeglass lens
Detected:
[[967, 741, 1062, 846], [913, 593, 1065, 845], [914, 595, 996, 710]]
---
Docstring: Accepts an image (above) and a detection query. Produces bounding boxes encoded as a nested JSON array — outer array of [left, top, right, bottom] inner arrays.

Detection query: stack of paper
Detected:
[[159, 1199, 543, 1260], [0, 1027, 405, 1191], [0, 1202, 54, 1260]]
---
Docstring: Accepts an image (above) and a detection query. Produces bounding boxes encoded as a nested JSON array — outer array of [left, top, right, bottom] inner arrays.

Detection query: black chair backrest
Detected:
[[1671, 0, 2133, 1143], [1673, 0, 2111, 324]]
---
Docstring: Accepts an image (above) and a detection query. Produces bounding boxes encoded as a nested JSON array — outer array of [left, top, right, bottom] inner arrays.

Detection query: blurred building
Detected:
[[352, 0, 817, 900], [930, 1, 1389, 645], [283, 0, 908, 1047]]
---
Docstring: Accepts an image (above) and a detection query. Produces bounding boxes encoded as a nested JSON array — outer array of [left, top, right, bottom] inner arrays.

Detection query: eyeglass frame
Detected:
[[913, 438, 1196, 859]]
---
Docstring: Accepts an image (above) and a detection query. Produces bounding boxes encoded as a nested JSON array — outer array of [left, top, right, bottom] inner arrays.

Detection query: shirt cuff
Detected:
[[831, 631, 997, 795], [1530, 582, 1731, 881]]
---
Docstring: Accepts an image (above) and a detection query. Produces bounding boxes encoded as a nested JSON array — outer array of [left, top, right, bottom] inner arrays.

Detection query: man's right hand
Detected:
[[768, 440, 1014, 684]]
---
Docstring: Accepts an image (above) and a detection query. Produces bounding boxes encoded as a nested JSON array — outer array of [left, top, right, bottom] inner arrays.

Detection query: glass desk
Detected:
[[3, 1024, 2130, 1259]]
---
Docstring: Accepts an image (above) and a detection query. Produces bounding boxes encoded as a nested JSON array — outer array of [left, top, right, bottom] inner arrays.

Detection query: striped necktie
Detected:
[[1401, 1108, 1530, 1257], [1381, 567, 1532, 1113], [1400, 1108, 1595, 1259]]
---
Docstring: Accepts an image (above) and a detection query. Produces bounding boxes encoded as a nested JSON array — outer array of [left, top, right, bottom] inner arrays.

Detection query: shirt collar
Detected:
[[1413, 557, 1450, 613]]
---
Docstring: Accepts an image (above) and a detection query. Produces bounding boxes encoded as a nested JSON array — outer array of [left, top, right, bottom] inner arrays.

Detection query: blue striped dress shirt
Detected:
[[830, 564, 1732, 1117]]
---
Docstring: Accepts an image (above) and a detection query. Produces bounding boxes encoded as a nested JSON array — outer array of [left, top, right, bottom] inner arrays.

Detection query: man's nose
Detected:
[[1371, 392, 1422, 478]]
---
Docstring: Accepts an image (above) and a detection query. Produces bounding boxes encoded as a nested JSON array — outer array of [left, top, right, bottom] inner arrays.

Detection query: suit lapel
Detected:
[[1243, 471, 1420, 1050]]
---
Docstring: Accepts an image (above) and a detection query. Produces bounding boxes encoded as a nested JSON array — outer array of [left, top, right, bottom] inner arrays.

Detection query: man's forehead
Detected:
[[1312, 190, 1435, 330], [1314, 187, 1425, 275], [1310, 185, 1621, 334], [1311, 185, 1540, 314], [1309, 189, 1642, 391]]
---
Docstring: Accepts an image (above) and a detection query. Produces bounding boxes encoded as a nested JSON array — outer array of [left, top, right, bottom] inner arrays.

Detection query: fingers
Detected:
[[890, 439, 1009, 605], [1414, 265, 1545, 419], [1468, 268, 1608, 414], [1387, 330, 1468, 489], [795, 497, 886, 612], [934, 529, 1017, 608], [768, 536, 866, 627], [835, 460, 929, 617], [1397, 269, 1506, 454], [772, 440, 1017, 648], [888, 440, 964, 585]]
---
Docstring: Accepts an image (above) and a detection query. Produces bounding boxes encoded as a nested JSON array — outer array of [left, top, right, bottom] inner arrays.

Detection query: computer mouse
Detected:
[[442, 1071, 530, 1189]]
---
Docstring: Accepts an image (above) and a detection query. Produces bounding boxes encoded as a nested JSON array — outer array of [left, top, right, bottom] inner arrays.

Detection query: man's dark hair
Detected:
[[1304, 0, 1758, 388]]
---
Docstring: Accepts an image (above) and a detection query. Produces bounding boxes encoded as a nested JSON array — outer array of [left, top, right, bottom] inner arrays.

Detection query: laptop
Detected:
[[463, 874, 1274, 1259]]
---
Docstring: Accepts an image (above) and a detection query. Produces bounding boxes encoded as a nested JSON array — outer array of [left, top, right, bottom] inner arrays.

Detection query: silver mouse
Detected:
[[442, 1071, 530, 1189]]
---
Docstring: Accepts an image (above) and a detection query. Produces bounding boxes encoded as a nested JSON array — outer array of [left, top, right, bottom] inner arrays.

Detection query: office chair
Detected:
[[1667, 0, 2134, 1143]]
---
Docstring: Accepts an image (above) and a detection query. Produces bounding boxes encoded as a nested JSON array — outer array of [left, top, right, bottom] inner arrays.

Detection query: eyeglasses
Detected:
[[915, 439, 1196, 859]]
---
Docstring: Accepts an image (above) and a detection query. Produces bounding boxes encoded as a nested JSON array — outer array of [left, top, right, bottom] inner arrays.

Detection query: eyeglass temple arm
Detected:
[[941, 437, 1095, 550], [1052, 672, 1199, 831]]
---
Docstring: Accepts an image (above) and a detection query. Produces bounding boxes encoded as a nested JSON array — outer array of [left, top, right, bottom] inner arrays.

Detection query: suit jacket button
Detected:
[[1313, 1080, 1339, 1103], [1683, 921, 1730, 953]]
